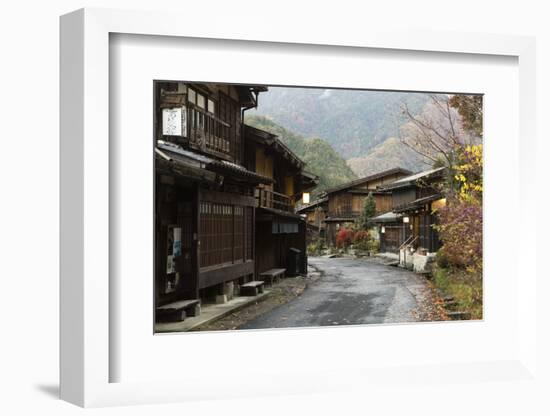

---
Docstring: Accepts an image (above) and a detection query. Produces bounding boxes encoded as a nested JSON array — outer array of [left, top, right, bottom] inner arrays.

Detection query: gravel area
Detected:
[[192, 270, 322, 331]]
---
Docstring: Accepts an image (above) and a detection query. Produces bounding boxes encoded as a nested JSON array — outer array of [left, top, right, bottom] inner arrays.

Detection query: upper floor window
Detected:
[[188, 88, 196, 105], [196, 93, 205, 109], [187, 87, 215, 113]]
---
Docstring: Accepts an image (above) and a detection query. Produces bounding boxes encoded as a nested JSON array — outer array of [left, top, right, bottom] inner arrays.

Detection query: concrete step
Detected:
[[447, 311, 472, 320]]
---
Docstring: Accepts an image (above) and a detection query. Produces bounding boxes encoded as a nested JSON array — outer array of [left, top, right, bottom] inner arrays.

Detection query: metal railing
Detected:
[[399, 234, 418, 251], [399, 234, 418, 268], [256, 188, 292, 212]]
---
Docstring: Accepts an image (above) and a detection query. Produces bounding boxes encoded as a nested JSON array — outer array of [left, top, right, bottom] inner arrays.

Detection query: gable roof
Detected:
[[381, 167, 446, 191], [324, 167, 412, 195], [244, 124, 305, 169], [393, 193, 443, 213], [295, 197, 328, 213], [367, 211, 403, 224]]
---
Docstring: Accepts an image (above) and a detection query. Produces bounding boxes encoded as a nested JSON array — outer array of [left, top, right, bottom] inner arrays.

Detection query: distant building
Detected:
[[322, 168, 412, 246], [370, 167, 447, 253], [296, 196, 328, 242]]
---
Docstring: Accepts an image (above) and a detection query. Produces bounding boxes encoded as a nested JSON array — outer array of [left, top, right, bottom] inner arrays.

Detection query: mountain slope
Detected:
[[250, 87, 432, 159], [245, 115, 357, 196], [347, 136, 432, 177]]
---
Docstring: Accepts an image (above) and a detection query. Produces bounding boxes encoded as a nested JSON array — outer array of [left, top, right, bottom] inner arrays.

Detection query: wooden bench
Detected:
[[156, 299, 201, 323], [240, 281, 265, 296], [259, 268, 286, 286]]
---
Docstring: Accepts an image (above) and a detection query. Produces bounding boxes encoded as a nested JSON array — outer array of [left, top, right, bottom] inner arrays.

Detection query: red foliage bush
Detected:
[[336, 228, 354, 249], [436, 198, 482, 274], [353, 230, 370, 243]]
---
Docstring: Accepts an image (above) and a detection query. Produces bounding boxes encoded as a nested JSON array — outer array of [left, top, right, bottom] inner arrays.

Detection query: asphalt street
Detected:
[[240, 256, 431, 329]]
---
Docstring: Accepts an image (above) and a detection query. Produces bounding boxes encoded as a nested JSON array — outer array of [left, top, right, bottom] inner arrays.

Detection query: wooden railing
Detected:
[[256, 188, 292, 212], [187, 104, 233, 159], [328, 209, 361, 218]]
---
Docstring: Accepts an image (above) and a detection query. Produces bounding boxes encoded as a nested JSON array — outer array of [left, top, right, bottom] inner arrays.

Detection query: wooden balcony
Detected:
[[256, 188, 292, 212], [327, 209, 361, 218], [187, 104, 233, 160]]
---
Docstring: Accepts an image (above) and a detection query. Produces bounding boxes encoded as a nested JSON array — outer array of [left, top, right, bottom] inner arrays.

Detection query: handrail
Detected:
[[256, 188, 292, 212], [188, 105, 233, 157], [399, 234, 418, 251], [399, 234, 414, 250], [328, 209, 361, 217], [188, 103, 231, 128], [399, 234, 418, 267]]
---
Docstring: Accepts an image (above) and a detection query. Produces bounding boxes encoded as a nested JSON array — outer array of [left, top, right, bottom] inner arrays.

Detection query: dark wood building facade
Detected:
[[154, 82, 273, 315], [322, 168, 412, 246], [370, 167, 447, 253], [244, 125, 318, 277], [154, 82, 318, 325], [296, 197, 328, 242]]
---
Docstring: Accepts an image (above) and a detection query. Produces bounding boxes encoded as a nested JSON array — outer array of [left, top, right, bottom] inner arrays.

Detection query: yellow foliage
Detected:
[[453, 144, 483, 204]]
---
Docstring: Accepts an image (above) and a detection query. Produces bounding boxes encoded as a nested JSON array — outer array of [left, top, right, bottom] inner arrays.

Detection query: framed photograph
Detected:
[[60, 8, 539, 409]]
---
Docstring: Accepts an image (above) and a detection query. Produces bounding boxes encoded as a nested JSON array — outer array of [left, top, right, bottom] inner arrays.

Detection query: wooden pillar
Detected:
[[193, 184, 201, 299]]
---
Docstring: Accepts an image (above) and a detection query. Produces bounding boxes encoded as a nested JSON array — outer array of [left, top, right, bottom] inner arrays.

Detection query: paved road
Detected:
[[240, 256, 432, 329]]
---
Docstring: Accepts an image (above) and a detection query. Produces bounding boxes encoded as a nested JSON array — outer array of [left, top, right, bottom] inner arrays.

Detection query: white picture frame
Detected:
[[60, 7, 540, 409]]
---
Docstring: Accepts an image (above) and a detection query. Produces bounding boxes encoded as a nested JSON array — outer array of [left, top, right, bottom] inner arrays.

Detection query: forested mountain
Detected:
[[250, 87, 431, 159], [347, 137, 432, 177], [245, 115, 357, 196]]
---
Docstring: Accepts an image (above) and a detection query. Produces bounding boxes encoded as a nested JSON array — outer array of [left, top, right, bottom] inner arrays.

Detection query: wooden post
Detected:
[[193, 184, 201, 299], [252, 205, 256, 280]]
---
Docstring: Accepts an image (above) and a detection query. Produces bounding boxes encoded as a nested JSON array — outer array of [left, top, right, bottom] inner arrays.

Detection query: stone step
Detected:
[[156, 299, 201, 323], [447, 311, 472, 320], [240, 280, 265, 296]]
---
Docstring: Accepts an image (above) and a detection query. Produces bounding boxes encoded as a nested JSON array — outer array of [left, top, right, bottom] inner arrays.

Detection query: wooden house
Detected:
[[154, 81, 273, 321], [244, 125, 318, 278], [323, 168, 412, 246], [296, 197, 329, 242], [370, 167, 447, 253]]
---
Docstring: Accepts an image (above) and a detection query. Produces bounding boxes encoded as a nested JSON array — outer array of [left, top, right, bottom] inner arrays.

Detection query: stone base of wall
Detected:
[[399, 249, 436, 273], [413, 252, 436, 273]]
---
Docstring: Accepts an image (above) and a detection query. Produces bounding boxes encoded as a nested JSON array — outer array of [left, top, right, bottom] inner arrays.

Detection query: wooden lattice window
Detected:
[[234, 206, 244, 262], [199, 200, 252, 269], [221, 204, 233, 264], [245, 207, 253, 260]]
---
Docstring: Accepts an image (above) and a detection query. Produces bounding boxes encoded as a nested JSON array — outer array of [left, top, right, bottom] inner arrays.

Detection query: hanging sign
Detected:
[[162, 105, 187, 137]]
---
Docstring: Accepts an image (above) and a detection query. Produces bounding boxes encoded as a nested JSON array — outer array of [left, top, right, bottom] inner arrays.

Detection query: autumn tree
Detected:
[[449, 95, 483, 138], [400, 94, 482, 197], [431, 97, 483, 275]]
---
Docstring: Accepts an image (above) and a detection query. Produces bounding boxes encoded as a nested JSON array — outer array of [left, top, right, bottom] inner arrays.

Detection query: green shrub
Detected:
[[435, 249, 450, 268], [352, 230, 370, 251], [307, 237, 326, 256], [367, 239, 380, 254], [433, 265, 482, 319], [433, 267, 450, 291], [352, 229, 380, 253]]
